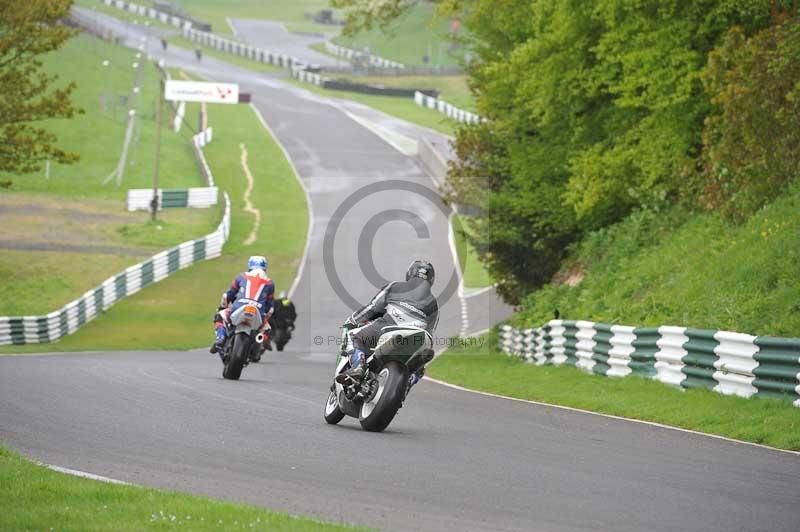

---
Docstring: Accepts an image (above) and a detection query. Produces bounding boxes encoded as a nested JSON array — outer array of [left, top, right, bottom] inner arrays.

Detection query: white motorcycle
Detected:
[[324, 325, 433, 432], [221, 299, 266, 380]]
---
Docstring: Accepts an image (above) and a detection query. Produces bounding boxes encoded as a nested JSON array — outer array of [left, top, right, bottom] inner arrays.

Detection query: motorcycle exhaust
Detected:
[[256, 332, 265, 344]]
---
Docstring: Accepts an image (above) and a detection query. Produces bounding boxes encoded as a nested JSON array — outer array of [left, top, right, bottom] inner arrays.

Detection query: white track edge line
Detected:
[[447, 210, 468, 338], [226, 17, 239, 38], [41, 463, 132, 485], [249, 102, 314, 300], [423, 376, 800, 456], [463, 285, 495, 299]]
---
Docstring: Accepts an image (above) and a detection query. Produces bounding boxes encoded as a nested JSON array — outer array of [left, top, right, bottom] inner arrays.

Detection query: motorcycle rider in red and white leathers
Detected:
[[210, 255, 275, 358]]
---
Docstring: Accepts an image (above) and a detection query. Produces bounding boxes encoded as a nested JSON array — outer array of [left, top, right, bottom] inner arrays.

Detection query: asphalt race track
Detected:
[[2, 9, 799, 532]]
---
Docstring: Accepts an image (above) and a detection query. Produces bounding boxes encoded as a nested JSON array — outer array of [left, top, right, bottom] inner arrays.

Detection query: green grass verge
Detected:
[[516, 181, 800, 337], [0, 195, 217, 316], [164, 0, 338, 36], [452, 215, 493, 289], [287, 78, 456, 136], [0, 98, 307, 353], [429, 338, 800, 450], [0, 446, 361, 531], [334, 3, 466, 67], [1, 33, 201, 197], [0, 32, 223, 318]]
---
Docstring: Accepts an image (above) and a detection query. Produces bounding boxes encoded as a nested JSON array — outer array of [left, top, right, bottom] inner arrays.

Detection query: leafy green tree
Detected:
[[0, 0, 81, 176], [335, 0, 793, 303], [700, 15, 800, 221]]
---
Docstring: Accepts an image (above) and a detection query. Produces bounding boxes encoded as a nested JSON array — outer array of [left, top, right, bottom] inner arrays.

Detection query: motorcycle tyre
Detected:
[[359, 361, 407, 432], [222, 332, 248, 380], [323, 389, 346, 424]]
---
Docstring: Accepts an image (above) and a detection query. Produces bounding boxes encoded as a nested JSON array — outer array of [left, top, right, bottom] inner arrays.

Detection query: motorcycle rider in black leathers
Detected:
[[336, 260, 438, 388]]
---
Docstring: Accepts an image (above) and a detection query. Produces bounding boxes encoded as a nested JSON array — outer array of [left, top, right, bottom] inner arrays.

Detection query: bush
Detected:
[[700, 19, 800, 221]]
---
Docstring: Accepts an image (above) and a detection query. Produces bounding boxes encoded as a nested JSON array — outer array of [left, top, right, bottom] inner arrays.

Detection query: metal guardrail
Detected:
[[323, 41, 404, 69], [499, 321, 800, 406], [414, 91, 482, 125], [182, 26, 312, 70], [101, 0, 193, 30], [0, 194, 231, 346], [126, 127, 217, 211]]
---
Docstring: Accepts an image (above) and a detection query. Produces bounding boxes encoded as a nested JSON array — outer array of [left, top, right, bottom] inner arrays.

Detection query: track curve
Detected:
[[2, 10, 799, 532]]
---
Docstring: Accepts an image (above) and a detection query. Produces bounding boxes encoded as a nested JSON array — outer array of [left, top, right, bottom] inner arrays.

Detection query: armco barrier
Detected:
[[126, 127, 216, 211], [0, 194, 231, 346], [499, 321, 800, 406], [414, 91, 482, 125], [102, 0, 192, 30], [323, 41, 405, 69], [181, 26, 311, 70]]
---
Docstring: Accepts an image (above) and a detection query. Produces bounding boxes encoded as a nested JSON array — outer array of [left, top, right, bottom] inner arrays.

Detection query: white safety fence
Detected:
[[126, 127, 216, 211], [292, 67, 326, 86], [0, 194, 231, 346], [499, 321, 800, 407], [414, 91, 482, 125], [324, 41, 405, 69], [101, 0, 192, 30], [181, 26, 312, 70]]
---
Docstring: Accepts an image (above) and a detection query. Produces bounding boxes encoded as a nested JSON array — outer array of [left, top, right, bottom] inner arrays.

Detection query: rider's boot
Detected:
[[210, 325, 226, 357], [336, 348, 367, 384]]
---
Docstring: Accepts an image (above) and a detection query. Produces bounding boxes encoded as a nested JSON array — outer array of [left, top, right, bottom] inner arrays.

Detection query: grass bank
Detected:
[[0, 98, 307, 353], [172, 0, 338, 35], [1, 33, 200, 197], [515, 181, 800, 337], [428, 338, 800, 450], [334, 3, 465, 67], [0, 33, 222, 319], [452, 214, 493, 289], [0, 446, 360, 531]]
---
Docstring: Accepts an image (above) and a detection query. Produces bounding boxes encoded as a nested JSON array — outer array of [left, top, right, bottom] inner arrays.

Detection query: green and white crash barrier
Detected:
[[323, 41, 405, 69], [126, 128, 216, 211], [0, 193, 231, 346], [181, 26, 312, 70], [292, 67, 326, 87], [499, 321, 800, 406], [101, 0, 193, 30], [414, 91, 482, 125]]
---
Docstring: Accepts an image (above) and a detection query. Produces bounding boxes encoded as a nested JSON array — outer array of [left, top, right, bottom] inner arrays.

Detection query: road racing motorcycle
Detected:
[[220, 299, 266, 380], [323, 324, 433, 432]]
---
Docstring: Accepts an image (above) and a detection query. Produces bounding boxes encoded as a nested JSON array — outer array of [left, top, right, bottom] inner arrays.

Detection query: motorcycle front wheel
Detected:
[[323, 389, 345, 424], [222, 332, 248, 380], [359, 361, 407, 432]]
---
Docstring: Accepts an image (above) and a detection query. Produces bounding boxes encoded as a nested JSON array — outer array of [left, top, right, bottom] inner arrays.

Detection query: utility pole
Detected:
[[151, 77, 164, 222]]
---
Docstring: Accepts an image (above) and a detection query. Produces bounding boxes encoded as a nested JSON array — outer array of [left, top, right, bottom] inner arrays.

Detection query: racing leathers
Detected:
[[212, 269, 274, 356], [339, 276, 438, 386]]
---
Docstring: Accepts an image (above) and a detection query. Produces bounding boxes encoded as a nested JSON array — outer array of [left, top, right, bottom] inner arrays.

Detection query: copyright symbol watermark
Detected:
[[313, 335, 324, 346], [322, 179, 458, 310]]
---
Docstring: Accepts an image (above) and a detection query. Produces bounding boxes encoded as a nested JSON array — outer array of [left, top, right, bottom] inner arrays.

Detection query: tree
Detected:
[[700, 14, 800, 221], [0, 0, 81, 176]]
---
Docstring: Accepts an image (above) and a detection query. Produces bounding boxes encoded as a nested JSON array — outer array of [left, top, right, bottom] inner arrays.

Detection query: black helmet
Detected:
[[406, 259, 435, 286]]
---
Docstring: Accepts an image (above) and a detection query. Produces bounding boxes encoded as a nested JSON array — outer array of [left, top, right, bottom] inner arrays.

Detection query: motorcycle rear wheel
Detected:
[[359, 361, 407, 432], [222, 332, 248, 380]]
